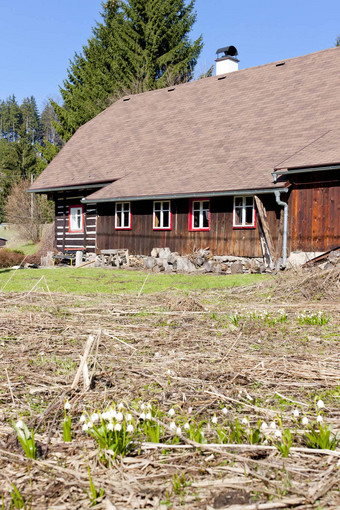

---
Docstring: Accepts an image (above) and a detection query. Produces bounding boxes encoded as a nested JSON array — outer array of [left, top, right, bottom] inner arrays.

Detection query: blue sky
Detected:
[[0, 0, 339, 111]]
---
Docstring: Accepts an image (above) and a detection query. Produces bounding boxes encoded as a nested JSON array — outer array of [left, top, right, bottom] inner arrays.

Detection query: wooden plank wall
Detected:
[[289, 172, 340, 252], [97, 195, 281, 257], [55, 191, 97, 252]]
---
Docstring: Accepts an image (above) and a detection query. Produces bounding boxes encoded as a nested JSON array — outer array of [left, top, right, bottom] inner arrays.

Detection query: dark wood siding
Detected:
[[97, 195, 281, 257], [55, 191, 97, 252], [289, 172, 340, 253]]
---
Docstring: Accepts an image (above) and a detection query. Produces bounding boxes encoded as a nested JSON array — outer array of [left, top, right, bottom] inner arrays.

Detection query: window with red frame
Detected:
[[189, 199, 210, 231], [69, 205, 84, 232], [115, 202, 131, 229], [153, 201, 171, 230], [233, 196, 256, 228]]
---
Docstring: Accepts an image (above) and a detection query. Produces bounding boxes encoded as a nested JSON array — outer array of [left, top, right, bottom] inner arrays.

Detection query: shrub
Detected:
[[0, 248, 25, 268]]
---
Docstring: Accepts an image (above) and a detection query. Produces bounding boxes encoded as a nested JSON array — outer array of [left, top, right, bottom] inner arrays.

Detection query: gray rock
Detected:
[[152, 264, 161, 273], [159, 247, 171, 259], [151, 248, 159, 258], [204, 261, 214, 272], [196, 256, 205, 266], [168, 253, 179, 264], [214, 263, 223, 274], [231, 262, 243, 274], [176, 257, 196, 272], [164, 263, 173, 273], [143, 256, 157, 270]]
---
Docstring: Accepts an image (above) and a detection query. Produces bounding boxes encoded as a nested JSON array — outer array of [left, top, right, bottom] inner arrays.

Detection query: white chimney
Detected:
[[215, 45, 239, 76]]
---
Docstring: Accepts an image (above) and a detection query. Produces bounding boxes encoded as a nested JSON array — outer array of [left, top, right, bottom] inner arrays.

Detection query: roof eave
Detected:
[[82, 187, 288, 204], [28, 181, 114, 194], [274, 163, 340, 176]]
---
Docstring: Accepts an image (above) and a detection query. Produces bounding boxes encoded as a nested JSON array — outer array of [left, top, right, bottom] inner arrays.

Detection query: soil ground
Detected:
[[0, 268, 339, 509]]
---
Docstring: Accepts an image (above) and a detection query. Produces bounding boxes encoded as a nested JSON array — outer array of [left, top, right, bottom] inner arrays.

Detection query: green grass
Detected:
[[0, 267, 267, 295], [0, 225, 39, 254]]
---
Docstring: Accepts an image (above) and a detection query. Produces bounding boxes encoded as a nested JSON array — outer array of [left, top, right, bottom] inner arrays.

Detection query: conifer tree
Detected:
[[52, 0, 202, 141]]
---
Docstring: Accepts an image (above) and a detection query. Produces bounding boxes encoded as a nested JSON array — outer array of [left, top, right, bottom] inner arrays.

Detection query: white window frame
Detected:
[[115, 202, 131, 229], [153, 200, 171, 230], [69, 205, 84, 232], [233, 196, 256, 228], [189, 199, 210, 231]]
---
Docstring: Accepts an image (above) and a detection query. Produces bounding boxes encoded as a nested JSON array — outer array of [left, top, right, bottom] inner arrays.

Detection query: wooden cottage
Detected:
[[29, 47, 340, 266]]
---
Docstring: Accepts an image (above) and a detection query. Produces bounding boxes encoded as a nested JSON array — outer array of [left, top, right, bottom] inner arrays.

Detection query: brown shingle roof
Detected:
[[30, 47, 340, 199]]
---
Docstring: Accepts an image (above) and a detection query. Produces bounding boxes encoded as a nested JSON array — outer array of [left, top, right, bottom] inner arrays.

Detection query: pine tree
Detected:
[[52, 0, 202, 141], [20, 96, 40, 144]]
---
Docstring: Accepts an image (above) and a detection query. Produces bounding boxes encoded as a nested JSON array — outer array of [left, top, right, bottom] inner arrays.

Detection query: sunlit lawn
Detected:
[[0, 267, 267, 295]]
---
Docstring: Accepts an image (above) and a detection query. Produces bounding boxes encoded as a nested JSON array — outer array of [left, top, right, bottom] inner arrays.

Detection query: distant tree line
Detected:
[[0, 95, 62, 222]]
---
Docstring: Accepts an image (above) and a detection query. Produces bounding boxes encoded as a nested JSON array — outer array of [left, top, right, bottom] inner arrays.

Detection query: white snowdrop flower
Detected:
[[101, 411, 110, 421], [211, 416, 218, 424], [317, 400, 325, 409], [168, 408, 175, 417], [169, 421, 176, 431], [270, 421, 277, 430], [293, 409, 300, 418], [114, 423, 122, 432], [260, 422, 268, 431], [140, 403, 146, 410], [116, 412, 123, 422], [302, 417, 309, 426], [87, 421, 94, 428], [16, 420, 24, 429], [316, 415, 323, 423], [241, 417, 249, 425], [64, 401, 71, 410], [139, 413, 146, 421], [188, 407, 193, 414], [184, 423, 190, 430], [126, 413, 133, 422], [108, 409, 116, 420], [275, 430, 282, 438], [127, 424, 134, 433], [107, 422, 114, 431], [263, 439, 268, 445], [82, 423, 89, 432], [91, 413, 99, 422], [118, 403, 124, 409], [246, 393, 253, 401], [147, 403, 152, 410], [176, 427, 182, 436], [222, 407, 228, 415], [146, 412, 152, 420], [79, 415, 86, 423]]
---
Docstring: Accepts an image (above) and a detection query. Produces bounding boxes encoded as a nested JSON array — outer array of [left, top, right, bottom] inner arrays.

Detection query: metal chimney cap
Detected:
[[216, 45, 238, 58]]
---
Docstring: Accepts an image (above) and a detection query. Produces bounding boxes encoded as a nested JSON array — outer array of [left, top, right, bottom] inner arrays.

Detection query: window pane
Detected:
[[235, 206, 242, 225], [245, 197, 253, 206], [235, 197, 243, 207], [193, 201, 200, 211], [123, 211, 129, 227], [155, 210, 160, 227], [154, 202, 161, 211], [163, 201, 170, 212], [203, 210, 209, 228], [193, 210, 200, 228], [163, 211, 169, 227], [245, 207, 253, 225], [203, 201, 209, 210], [116, 211, 122, 227], [123, 203, 129, 211], [116, 203, 122, 212]]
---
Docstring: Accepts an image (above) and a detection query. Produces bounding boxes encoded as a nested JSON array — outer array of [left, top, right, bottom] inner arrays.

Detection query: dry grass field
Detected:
[[0, 268, 339, 509]]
